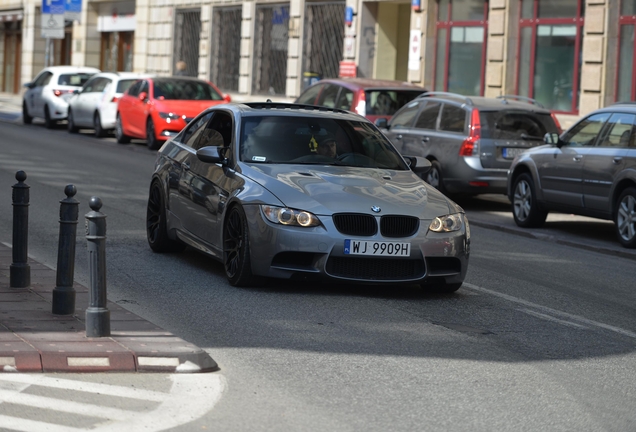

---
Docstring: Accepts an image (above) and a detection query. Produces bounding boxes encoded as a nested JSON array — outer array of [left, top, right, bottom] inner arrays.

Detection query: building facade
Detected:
[[0, 0, 634, 127]]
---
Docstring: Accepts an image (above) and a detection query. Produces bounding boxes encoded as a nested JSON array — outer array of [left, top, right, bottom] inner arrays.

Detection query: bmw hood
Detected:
[[241, 164, 452, 218]]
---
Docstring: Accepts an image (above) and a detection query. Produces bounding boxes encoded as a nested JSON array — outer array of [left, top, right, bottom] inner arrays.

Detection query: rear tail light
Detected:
[[459, 108, 481, 157], [550, 112, 563, 134], [354, 92, 366, 116], [111, 96, 120, 103], [53, 89, 71, 97]]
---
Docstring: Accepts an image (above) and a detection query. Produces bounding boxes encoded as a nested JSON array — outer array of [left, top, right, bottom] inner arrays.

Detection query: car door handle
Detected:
[[613, 157, 623, 164], [421, 137, 430, 143], [573, 155, 582, 162], [182, 162, 191, 171], [395, 134, 402, 140]]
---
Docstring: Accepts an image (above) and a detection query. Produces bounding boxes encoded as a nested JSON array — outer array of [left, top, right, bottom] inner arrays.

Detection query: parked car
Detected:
[[146, 102, 470, 292], [67, 72, 153, 137], [377, 92, 562, 196], [22, 66, 100, 128], [508, 103, 636, 248], [116, 76, 231, 150], [295, 78, 426, 123]]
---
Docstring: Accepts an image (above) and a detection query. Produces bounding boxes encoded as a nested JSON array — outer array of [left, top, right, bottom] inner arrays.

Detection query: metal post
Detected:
[[52, 185, 79, 315], [10, 171, 30, 288], [85, 197, 110, 337], [45, 38, 50, 68]]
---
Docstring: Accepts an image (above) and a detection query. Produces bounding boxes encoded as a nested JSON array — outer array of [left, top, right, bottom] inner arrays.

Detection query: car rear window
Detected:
[[365, 90, 425, 116], [152, 79, 223, 100], [116, 79, 138, 94], [58, 73, 95, 87], [480, 111, 558, 140]]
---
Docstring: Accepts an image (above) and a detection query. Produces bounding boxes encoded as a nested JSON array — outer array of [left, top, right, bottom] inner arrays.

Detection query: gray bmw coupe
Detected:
[[146, 102, 470, 292]]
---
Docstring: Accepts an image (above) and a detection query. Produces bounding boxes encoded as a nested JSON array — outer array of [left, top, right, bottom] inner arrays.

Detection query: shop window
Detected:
[[434, 0, 488, 96], [617, 0, 636, 102], [516, 0, 584, 113]]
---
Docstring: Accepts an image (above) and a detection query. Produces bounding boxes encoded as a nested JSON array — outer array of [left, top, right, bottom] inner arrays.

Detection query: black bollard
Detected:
[[10, 171, 30, 288], [85, 197, 110, 337], [52, 185, 79, 315]]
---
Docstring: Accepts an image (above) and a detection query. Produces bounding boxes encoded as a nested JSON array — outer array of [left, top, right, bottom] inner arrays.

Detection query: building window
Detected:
[[517, 0, 585, 113], [434, 0, 488, 96], [617, 1, 636, 101], [101, 32, 134, 72]]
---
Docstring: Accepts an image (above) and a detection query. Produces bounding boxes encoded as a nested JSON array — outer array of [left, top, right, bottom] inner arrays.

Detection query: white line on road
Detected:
[[519, 308, 591, 330], [0, 415, 84, 432], [464, 282, 636, 339]]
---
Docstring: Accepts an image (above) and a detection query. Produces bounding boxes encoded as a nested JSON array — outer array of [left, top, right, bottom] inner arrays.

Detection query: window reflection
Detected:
[[618, 25, 634, 102], [534, 25, 576, 111], [537, 0, 579, 18]]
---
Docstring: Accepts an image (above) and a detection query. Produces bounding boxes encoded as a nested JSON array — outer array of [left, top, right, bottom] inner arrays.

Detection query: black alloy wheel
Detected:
[[146, 181, 185, 253], [615, 187, 636, 248], [146, 117, 163, 150], [44, 105, 55, 129], [511, 173, 548, 228], [94, 112, 106, 138], [223, 206, 256, 287], [67, 109, 78, 133], [115, 114, 131, 144], [22, 102, 32, 124]]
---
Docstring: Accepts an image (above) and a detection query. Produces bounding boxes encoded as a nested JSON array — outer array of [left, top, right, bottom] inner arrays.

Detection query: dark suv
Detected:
[[507, 103, 636, 248], [377, 92, 562, 196]]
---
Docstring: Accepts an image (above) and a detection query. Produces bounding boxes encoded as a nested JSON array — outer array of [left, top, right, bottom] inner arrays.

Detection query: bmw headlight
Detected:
[[261, 205, 321, 227], [428, 213, 466, 234], [158, 112, 181, 120]]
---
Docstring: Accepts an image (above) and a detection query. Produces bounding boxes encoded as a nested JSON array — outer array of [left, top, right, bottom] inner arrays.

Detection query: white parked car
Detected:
[[22, 66, 100, 128], [67, 72, 152, 137]]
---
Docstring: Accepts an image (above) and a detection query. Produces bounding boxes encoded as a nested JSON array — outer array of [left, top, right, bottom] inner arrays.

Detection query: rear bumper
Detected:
[[443, 156, 509, 195]]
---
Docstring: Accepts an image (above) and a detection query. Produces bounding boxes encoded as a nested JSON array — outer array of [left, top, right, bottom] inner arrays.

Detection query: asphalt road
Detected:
[[1, 121, 635, 432]]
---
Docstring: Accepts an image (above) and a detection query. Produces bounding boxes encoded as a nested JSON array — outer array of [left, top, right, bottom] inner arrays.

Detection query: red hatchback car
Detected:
[[295, 78, 426, 123], [116, 76, 231, 149]]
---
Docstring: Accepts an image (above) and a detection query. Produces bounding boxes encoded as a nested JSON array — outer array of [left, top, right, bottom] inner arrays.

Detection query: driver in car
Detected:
[[316, 135, 338, 158]]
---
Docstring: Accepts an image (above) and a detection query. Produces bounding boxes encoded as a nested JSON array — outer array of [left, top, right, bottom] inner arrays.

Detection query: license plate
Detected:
[[344, 240, 410, 256], [502, 147, 526, 159]]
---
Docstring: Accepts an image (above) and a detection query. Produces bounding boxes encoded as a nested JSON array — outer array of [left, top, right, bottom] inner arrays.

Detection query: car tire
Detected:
[[146, 181, 186, 253], [615, 187, 636, 248], [44, 105, 55, 129], [94, 112, 106, 138], [67, 109, 78, 133], [146, 117, 163, 150], [223, 205, 257, 287], [115, 114, 131, 144], [511, 172, 548, 228], [22, 102, 33, 124], [425, 160, 446, 194]]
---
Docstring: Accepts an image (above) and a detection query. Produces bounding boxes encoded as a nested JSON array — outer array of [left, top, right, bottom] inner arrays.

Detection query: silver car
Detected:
[[507, 104, 636, 248], [146, 102, 471, 292], [378, 92, 561, 196]]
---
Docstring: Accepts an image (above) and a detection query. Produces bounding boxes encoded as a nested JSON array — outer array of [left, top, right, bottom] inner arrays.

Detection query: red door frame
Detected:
[[433, 1, 489, 95], [515, 0, 585, 114]]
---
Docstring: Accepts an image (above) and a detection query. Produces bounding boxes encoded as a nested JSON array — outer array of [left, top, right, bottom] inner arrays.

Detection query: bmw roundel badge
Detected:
[[371, 206, 381, 213]]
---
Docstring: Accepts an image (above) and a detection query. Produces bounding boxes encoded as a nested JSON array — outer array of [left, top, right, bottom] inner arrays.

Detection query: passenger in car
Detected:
[[316, 135, 338, 158]]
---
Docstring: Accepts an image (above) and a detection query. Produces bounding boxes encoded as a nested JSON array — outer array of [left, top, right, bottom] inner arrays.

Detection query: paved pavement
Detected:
[[2, 91, 634, 374]]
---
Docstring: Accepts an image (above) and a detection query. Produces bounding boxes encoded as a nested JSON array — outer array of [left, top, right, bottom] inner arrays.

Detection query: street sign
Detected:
[[339, 61, 357, 78], [65, 0, 82, 22], [408, 30, 421, 71], [42, 0, 65, 15], [41, 13, 65, 39]]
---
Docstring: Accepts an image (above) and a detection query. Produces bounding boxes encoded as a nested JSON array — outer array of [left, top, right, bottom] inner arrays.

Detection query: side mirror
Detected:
[[405, 156, 431, 174], [197, 146, 226, 164], [375, 118, 388, 129], [223, 94, 232, 103], [138, 91, 148, 102], [73, 89, 80, 94], [23, 82, 33, 89], [543, 132, 560, 146]]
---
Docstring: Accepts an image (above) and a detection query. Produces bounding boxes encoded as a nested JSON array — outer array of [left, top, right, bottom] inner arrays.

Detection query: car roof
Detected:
[[92, 72, 153, 81], [213, 102, 370, 122], [591, 102, 636, 114], [42, 66, 101, 75], [312, 78, 426, 91], [415, 93, 551, 113]]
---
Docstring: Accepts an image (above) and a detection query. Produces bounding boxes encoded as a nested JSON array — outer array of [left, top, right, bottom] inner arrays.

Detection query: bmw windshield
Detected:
[[240, 116, 409, 170]]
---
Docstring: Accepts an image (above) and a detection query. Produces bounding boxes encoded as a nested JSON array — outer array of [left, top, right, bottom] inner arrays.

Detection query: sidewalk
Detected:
[[0, 92, 21, 123], [0, 243, 218, 373]]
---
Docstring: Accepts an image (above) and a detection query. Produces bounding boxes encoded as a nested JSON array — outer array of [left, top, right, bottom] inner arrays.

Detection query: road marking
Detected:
[[464, 282, 636, 339], [0, 373, 225, 431], [519, 308, 591, 330]]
